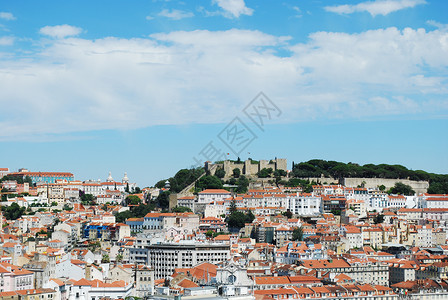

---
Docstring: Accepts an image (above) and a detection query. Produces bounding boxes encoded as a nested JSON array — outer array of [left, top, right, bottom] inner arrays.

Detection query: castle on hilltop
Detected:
[[206, 158, 287, 178]]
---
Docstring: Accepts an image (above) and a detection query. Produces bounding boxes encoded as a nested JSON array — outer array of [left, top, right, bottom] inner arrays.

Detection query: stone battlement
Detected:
[[207, 158, 287, 178]]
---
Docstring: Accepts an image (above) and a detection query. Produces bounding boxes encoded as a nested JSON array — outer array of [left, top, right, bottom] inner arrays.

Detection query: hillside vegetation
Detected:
[[292, 159, 448, 194]]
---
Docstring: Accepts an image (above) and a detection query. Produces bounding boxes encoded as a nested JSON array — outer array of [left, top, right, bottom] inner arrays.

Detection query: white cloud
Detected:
[[157, 9, 194, 20], [427, 20, 448, 31], [39, 25, 82, 39], [325, 0, 426, 17], [0, 36, 14, 46], [0, 27, 447, 140], [0, 12, 16, 21], [213, 0, 253, 18], [292, 6, 302, 18]]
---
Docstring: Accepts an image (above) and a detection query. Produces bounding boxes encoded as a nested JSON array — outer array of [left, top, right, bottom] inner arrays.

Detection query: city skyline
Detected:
[[0, 0, 447, 186]]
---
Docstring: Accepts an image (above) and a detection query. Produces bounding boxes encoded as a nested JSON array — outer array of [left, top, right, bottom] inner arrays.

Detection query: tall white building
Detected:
[[147, 242, 230, 279], [288, 193, 321, 216]]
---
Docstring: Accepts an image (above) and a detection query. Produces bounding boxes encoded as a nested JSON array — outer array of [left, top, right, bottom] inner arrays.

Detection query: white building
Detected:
[[177, 196, 196, 211], [388, 195, 406, 208], [418, 194, 448, 209], [369, 191, 389, 211], [147, 242, 230, 279], [341, 225, 363, 251], [288, 193, 321, 216], [68, 278, 133, 300], [198, 189, 231, 204], [416, 224, 433, 247]]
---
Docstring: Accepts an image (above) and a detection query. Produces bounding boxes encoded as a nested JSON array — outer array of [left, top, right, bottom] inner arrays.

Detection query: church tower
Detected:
[[122, 172, 129, 184]]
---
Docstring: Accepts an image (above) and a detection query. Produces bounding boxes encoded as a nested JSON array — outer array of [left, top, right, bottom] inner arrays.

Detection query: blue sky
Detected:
[[0, 0, 447, 187]]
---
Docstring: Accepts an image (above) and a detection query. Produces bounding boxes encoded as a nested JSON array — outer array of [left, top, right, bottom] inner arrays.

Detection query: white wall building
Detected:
[[418, 194, 448, 209], [388, 195, 406, 208], [288, 193, 321, 216], [68, 279, 133, 300], [147, 242, 230, 279], [197, 189, 231, 204]]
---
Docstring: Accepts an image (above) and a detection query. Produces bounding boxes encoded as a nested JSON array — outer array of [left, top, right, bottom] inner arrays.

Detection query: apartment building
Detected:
[[288, 193, 321, 216], [146, 243, 230, 279]]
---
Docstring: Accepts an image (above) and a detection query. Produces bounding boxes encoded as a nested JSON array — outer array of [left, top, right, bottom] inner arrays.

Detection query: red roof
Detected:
[[198, 189, 231, 194]]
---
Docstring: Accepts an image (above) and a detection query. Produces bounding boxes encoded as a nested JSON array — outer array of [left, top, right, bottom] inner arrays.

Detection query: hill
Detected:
[[291, 159, 448, 194]]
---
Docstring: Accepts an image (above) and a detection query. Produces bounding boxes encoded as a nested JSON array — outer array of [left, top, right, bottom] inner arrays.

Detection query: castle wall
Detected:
[[219, 159, 287, 179], [343, 178, 429, 194], [223, 161, 244, 177]]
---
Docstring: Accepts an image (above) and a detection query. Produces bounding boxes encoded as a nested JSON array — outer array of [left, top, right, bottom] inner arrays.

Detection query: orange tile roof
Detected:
[[199, 189, 231, 194]]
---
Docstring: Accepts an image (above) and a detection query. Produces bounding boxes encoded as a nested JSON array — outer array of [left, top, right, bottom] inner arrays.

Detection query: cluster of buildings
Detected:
[[1, 166, 448, 300], [178, 186, 448, 221], [1, 169, 137, 206]]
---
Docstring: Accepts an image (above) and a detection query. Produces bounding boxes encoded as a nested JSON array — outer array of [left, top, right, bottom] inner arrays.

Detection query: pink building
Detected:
[[0, 262, 34, 292]]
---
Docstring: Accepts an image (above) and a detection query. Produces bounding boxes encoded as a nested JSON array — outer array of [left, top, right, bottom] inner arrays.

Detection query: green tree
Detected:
[[155, 180, 166, 189], [374, 214, 385, 224], [116, 253, 123, 262], [257, 168, 273, 178], [229, 199, 237, 214], [232, 168, 241, 178], [227, 211, 254, 230], [1, 188, 8, 202], [126, 195, 142, 205], [157, 191, 171, 209], [292, 227, 304, 241], [171, 206, 192, 213], [206, 230, 214, 238], [428, 179, 448, 194], [378, 185, 386, 191], [282, 210, 293, 219], [228, 211, 248, 229], [132, 202, 157, 217], [101, 254, 110, 263], [331, 209, 341, 216], [62, 204, 72, 211], [246, 210, 255, 223], [388, 182, 415, 196], [80, 192, 96, 205], [273, 169, 287, 177], [196, 175, 223, 190], [169, 168, 205, 193], [114, 210, 133, 223], [236, 176, 249, 193], [2, 203, 26, 220], [215, 168, 226, 179], [24, 176, 33, 186]]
